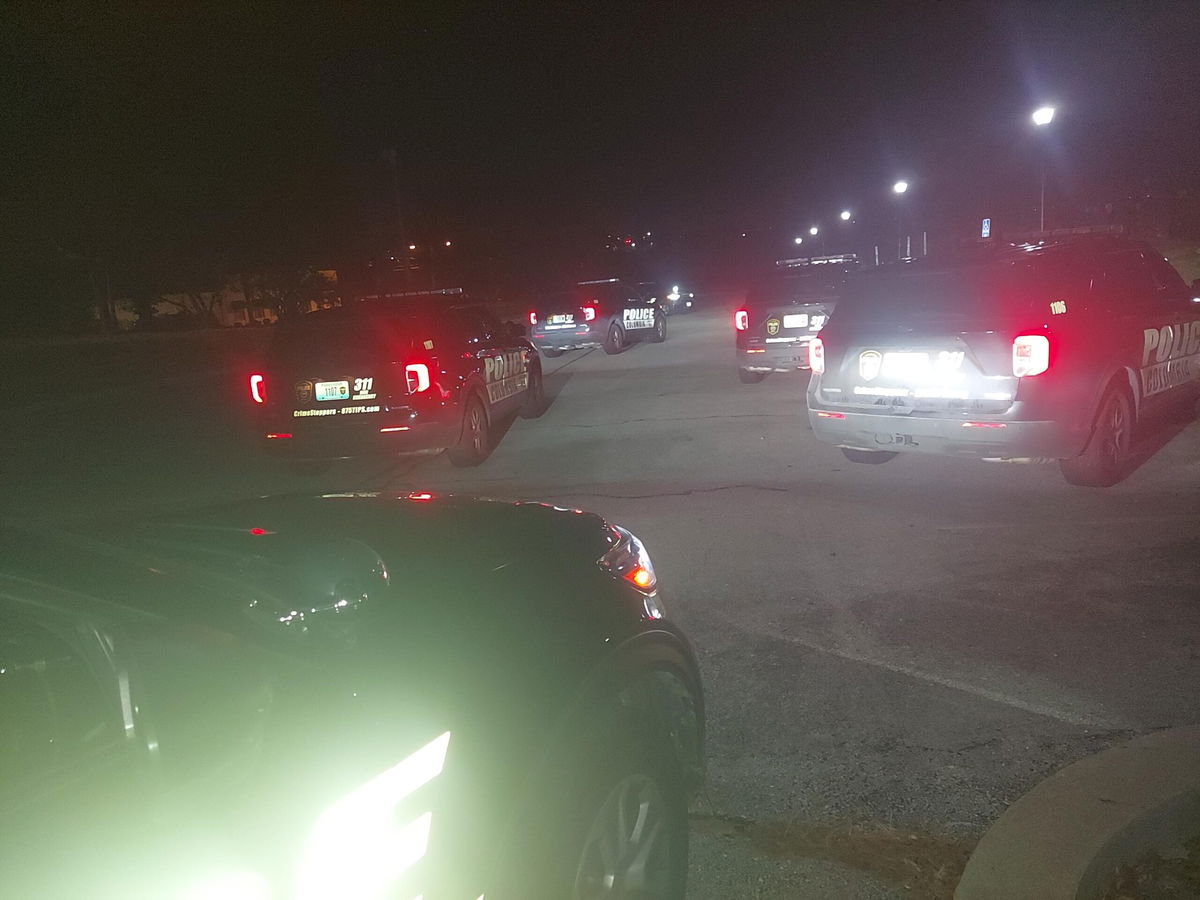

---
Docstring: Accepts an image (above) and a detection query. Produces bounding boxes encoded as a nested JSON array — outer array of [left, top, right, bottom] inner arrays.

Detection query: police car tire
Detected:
[[541, 347, 565, 358], [1059, 384, 1134, 487], [650, 318, 667, 343], [447, 394, 491, 467], [738, 368, 766, 384], [840, 447, 899, 465], [520, 364, 546, 419], [603, 323, 625, 355]]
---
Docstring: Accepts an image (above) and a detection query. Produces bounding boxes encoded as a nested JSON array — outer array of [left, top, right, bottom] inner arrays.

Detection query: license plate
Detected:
[[881, 352, 930, 378], [315, 380, 350, 402], [549, 314, 574, 324], [783, 313, 808, 328]]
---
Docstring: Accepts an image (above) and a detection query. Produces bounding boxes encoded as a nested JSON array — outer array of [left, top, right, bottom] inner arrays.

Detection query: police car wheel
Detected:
[[520, 364, 546, 419], [738, 368, 766, 384], [650, 318, 667, 343], [1059, 385, 1134, 487], [447, 395, 491, 467], [840, 447, 899, 465], [603, 323, 625, 355], [542, 347, 565, 358]]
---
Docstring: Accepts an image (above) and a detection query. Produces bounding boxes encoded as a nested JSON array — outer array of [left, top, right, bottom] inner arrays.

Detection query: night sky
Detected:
[[3, 1, 1199, 289]]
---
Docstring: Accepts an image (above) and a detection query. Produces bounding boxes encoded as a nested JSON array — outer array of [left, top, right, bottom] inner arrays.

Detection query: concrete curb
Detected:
[[956, 725, 1200, 899]]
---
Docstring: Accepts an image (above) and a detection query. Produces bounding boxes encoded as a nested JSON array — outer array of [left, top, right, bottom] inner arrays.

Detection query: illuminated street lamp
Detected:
[[1032, 105, 1056, 230], [408, 243, 417, 251], [809, 226, 819, 236], [840, 210, 851, 221], [444, 240, 452, 247], [793, 236, 804, 245], [892, 181, 910, 259]]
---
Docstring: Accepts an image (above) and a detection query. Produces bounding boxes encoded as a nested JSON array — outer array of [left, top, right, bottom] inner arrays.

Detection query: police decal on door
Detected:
[[623, 307, 655, 330], [484, 351, 529, 403]]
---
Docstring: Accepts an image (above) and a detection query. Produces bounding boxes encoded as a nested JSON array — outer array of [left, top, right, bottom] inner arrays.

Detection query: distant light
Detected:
[[408, 243, 417, 251], [794, 236, 804, 245], [893, 181, 909, 194], [840, 210, 851, 221], [672, 285, 679, 293], [444, 240, 452, 247], [1032, 105, 1056, 126], [646, 231, 652, 237], [741, 232, 747, 237], [809, 226, 819, 236], [265, 432, 292, 440]]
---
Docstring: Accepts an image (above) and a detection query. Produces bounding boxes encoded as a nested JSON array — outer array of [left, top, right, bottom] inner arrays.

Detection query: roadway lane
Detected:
[[5, 309, 1200, 898]]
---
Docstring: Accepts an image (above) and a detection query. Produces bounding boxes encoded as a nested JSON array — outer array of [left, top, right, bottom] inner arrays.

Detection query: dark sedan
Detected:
[[0, 492, 705, 899]]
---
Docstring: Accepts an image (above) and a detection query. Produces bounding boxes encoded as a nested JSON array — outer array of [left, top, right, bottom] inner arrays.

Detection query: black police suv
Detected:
[[250, 290, 544, 468], [735, 255, 859, 383], [0, 492, 705, 899], [807, 233, 1200, 486], [527, 279, 666, 357]]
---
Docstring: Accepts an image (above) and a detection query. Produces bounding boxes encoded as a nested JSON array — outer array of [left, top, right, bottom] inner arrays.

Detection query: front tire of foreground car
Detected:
[[512, 701, 689, 900], [840, 447, 899, 465], [1059, 383, 1134, 487], [447, 394, 491, 467], [738, 368, 766, 384], [650, 317, 667, 343]]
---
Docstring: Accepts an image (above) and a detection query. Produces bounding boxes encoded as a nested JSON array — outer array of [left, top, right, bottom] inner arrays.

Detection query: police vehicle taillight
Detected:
[[735, 309, 749, 331], [809, 337, 825, 374], [1012, 334, 1050, 377], [527, 311, 538, 326], [249, 373, 266, 403], [405, 363, 431, 393], [583, 306, 597, 321]]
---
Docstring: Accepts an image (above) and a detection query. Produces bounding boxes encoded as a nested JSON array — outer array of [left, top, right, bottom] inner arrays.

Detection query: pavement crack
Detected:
[[543, 483, 792, 500]]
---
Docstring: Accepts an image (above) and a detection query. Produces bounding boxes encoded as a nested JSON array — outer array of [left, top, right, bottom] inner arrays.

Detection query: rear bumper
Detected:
[[530, 326, 602, 351], [807, 402, 1080, 459], [737, 340, 812, 372], [260, 406, 460, 460]]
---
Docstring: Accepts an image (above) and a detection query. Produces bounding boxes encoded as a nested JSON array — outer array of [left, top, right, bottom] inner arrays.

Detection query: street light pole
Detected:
[[1032, 106, 1055, 232]]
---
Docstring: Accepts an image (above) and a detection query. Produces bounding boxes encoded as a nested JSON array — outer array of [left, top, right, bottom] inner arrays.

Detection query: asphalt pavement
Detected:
[[4, 308, 1200, 898]]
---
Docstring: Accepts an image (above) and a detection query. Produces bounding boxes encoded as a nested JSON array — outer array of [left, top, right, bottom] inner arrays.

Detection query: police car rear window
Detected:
[[270, 300, 436, 355], [747, 274, 844, 306], [832, 256, 1079, 324]]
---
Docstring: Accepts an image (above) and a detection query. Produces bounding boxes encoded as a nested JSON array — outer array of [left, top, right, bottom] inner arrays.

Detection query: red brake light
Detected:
[[265, 432, 292, 439], [1012, 334, 1050, 377], [583, 306, 597, 322], [809, 337, 825, 374], [528, 311, 538, 326], [405, 363, 431, 393], [249, 373, 266, 404], [734, 309, 749, 331]]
